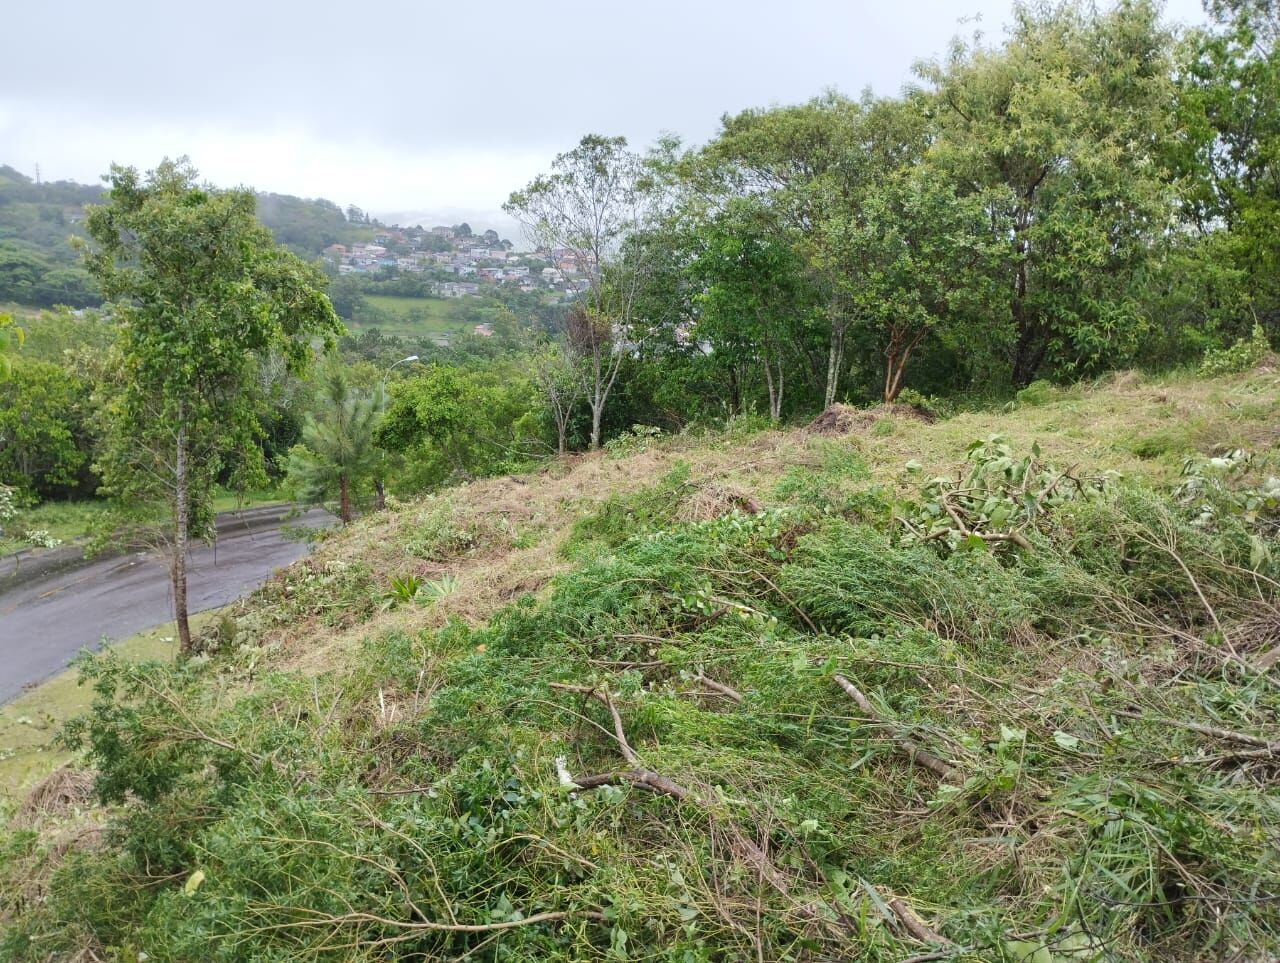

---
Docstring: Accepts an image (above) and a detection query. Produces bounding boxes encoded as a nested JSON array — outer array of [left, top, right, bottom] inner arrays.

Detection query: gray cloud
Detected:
[[1, 0, 1207, 227]]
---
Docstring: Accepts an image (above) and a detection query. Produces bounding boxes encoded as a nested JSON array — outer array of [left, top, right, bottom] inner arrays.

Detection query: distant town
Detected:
[[324, 224, 595, 299]]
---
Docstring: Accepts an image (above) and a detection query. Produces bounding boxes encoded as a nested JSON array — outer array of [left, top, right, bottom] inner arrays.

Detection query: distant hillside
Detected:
[[0, 166, 100, 308], [0, 165, 375, 308]]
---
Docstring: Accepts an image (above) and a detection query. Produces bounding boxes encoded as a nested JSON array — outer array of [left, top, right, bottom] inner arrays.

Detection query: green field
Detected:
[[352, 295, 474, 339]]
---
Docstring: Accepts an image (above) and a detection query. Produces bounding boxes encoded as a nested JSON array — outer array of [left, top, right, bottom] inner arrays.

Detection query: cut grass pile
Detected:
[[2, 366, 1279, 961]]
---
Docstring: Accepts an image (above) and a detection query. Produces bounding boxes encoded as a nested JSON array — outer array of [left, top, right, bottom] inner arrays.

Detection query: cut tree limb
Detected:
[[832, 674, 956, 780], [887, 894, 953, 946], [694, 672, 744, 703]]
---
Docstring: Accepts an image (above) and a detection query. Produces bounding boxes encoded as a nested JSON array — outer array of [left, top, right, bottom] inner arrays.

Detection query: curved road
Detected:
[[0, 506, 333, 703]]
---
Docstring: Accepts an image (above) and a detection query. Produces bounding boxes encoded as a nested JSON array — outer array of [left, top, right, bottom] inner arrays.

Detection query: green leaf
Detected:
[[183, 869, 206, 897], [1053, 730, 1081, 751], [999, 724, 1026, 744]]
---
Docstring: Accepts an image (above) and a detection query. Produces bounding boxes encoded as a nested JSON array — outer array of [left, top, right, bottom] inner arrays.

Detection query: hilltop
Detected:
[[2, 364, 1278, 961]]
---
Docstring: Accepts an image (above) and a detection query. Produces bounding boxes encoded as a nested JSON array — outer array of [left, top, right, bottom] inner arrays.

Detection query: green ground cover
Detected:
[[353, 295, 473, 339]]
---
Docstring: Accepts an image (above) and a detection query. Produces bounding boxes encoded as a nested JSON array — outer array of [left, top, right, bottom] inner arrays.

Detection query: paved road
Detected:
[[0, 506, 333, 702]]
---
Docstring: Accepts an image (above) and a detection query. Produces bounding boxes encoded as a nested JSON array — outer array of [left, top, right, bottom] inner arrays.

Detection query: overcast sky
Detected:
[[1, 0, 1207, 238]]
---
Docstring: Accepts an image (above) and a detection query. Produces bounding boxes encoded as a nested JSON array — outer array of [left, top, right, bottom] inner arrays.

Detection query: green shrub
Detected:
[[564, 461, 692, 554], [1199, 323, 1271, 377], [603, 423, 663, 458], [1014, 379, 1061, 407]]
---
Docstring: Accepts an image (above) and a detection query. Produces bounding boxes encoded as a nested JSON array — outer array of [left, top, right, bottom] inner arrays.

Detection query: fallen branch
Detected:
[[1114, 709, 1278, 751], [694, 672, 743, 703], [551, 685, 798, 905], [887, 894, 953, 947], [549, 682, 641, 765], [832, 674, 955, 780], [552, 682, 951, 944]]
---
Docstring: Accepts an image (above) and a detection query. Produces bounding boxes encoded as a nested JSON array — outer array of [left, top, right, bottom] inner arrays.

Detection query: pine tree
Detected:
[[287, 365, 385, 525]]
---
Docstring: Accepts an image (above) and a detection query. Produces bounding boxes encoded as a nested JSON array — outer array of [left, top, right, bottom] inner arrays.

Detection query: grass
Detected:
[[0, 303, 44, 322], [0, 614, 215, 801], [1, 488, 285, 557], [352, 295, 474, 339], [2, 365, 1279, 961]]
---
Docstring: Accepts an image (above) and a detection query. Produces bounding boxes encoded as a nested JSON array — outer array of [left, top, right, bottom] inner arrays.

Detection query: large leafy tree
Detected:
[[1171, 0, 1279, 338], [919, 0, 1177, 384], [699, 94, 941, 406], [818, 164, 1001, 402], [81, 159, 342, 653], [0, 359, 93, 499], [689, 203, 814, 420], [286, 365, 384, 525], [376, 364, 534, 490]]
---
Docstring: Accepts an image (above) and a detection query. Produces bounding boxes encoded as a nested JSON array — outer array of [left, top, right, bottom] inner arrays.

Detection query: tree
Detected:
[[689, 204, 814, 420], [286, 365, 384, 525], [1170, 0, 1280, 340], [506, 135, 667, 448], [375, 366, 499, 484], [531, 343, 583, 455], [0, 359, 93, 499], [699, 94, 928, 406], [817, 164, 1001, 402], [919, 0, 1177, 384], [0, 313, 22, 379], [81, 159, 342, 654]]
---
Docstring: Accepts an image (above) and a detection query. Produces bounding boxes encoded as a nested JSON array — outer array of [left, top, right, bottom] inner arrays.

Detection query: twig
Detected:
[[751, 569, 819, 633], [832, 674, 955, 780], [1113, 709, 1277, 751]]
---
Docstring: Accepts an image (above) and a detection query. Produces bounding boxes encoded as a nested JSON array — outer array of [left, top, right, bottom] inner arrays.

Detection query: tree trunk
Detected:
[[339, 472, 352, 525], [763, 359, 777, 423], [374, 478, 386, 511], [556, 418, 567, 457], [589, 402, 603, 451], [173, 414, 192, 655], [883, 327, 924, 404], [824, 321, 846, 409], [763, 356, 784, 422], [1010, 208, 1042, 387], [1012, 317, 1047, 387]]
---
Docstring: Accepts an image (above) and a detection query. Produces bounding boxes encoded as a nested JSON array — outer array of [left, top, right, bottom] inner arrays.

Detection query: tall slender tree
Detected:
[[506, 135, 667, 448], [82, 159, 342, 653]]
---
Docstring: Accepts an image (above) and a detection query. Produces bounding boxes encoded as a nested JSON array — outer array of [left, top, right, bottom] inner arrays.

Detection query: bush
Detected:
[[1199, 323, 1271, 377]]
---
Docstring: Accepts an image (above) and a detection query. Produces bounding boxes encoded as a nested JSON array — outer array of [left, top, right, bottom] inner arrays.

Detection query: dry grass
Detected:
[[10, 767, 94, 830]]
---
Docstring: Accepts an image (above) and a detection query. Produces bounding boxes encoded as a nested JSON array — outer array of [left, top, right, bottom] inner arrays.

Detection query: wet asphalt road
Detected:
[[0, 506, 333, 702]]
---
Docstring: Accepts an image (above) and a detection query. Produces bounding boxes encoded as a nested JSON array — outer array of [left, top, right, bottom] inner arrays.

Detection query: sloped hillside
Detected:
[[3, 368, 1279, 962]]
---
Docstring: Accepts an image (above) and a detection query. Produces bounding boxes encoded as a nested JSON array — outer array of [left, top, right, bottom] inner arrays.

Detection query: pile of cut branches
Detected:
[[899, 435, 1110, 552]]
